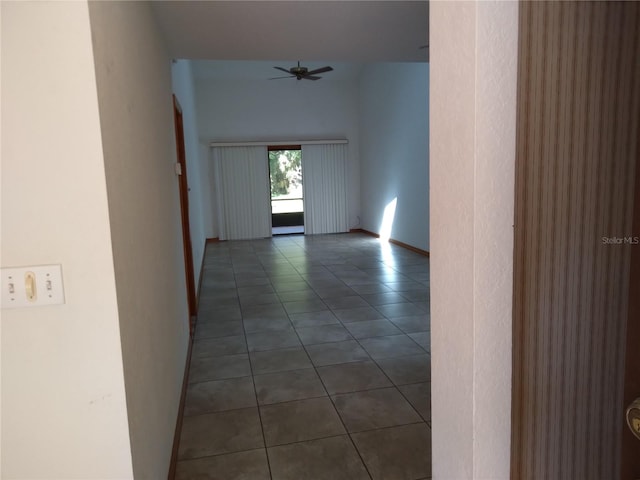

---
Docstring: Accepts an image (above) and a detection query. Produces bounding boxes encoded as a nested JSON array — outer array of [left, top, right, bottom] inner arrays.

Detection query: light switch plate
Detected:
[[1, 264, 65, 308]]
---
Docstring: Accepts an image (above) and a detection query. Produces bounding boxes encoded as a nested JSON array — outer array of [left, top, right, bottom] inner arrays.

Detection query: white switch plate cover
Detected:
[[1, 264, 65, 308]]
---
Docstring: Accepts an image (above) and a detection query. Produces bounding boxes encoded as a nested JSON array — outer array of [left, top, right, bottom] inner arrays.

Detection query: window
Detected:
[[268, 146, 304, 234]]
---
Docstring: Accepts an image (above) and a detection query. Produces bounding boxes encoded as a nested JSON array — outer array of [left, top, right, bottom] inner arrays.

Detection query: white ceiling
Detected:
[[151, 1, 429, 63]]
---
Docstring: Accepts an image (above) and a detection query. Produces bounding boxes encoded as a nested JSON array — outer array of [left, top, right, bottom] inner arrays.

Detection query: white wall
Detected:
[[201, 142, 216, 239], [88, 2, 190, 478], [358, 63, 430, 250], [194, 76, 361, 230], [1, 2, 133, 478], [430, 1, 518, 479], [172, 60, 213, 280]]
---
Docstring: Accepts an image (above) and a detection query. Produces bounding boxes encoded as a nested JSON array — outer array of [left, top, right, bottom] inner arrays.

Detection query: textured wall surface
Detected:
[[89, 2, 190, 478], [512, 2, 640, 478], [430, 2, 518, 478], [1, 2, 133, 477], [358, 63, 430, 251]]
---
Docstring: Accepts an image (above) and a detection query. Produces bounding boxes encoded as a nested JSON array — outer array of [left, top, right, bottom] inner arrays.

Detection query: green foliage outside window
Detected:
[[269, 150, 302, 197]]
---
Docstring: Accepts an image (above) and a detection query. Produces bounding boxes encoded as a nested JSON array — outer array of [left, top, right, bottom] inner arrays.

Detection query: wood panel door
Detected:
[[512, 3, 640, 478], [173, 95, 196, 333], [621, 141, 640, 478]]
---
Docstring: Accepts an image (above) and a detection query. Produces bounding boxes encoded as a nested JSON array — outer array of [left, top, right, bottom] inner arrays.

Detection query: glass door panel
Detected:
[[268, 147, 304, 234]]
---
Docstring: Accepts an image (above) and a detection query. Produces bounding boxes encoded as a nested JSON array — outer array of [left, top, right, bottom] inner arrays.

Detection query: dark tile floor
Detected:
[[175, 233, 431, 480]]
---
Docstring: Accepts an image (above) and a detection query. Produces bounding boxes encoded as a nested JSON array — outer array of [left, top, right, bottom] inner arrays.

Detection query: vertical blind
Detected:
[[213, 146, 271, 240], [301, 143, 349, 235], [211, 142, 349, 239]]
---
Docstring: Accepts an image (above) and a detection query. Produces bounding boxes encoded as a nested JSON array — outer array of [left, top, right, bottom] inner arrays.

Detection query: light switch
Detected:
[[1, 264, 65, 308]]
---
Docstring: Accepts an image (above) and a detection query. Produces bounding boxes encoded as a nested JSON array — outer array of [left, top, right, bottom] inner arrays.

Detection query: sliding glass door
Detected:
[[211, 141, 349, 239], [268, 146, 304, 235]]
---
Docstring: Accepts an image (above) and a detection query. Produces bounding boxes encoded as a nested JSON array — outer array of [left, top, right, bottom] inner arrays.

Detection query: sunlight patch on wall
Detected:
[[379, 197, 397, 242]]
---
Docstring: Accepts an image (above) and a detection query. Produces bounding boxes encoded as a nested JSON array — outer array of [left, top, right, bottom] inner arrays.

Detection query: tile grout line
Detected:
[[194, 235, 431, 479], [271, 241, 375, 480], [232, 252, 275, 480], [285, 240, 430, 472]]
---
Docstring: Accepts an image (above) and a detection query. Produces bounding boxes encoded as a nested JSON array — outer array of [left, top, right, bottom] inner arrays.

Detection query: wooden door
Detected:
[[621, 147, 640, 478], [173, 95, 197, 333], [511, 3, 640, 478]]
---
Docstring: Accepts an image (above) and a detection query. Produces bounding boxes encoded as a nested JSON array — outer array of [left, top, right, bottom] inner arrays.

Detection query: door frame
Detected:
[[173, 95, 197, 332], [267, 145, 304, 234]]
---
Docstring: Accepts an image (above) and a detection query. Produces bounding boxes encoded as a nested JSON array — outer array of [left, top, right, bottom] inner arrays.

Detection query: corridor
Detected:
[[175, 233, 431, 479]]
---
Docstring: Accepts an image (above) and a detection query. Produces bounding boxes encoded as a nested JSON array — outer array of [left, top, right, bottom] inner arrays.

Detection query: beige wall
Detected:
[[88, 1, 190, 478], [430, 1, 518, 478], [1, 2, 133, 478]]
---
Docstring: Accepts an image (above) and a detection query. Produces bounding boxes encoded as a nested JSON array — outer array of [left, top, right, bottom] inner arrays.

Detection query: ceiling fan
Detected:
[[270, 61, 334, 81]]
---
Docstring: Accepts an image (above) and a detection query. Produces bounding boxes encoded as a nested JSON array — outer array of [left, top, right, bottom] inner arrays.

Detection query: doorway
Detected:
[[172, 95, 197, 333], [268, 145, 304, 235]]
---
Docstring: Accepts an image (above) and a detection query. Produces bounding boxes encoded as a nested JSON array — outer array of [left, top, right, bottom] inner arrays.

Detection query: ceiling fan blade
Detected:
[[269, 75, 295, 80], [306, 66, 333, 75], [274, 67, 291, 74], [301, 75, 321, 81]]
